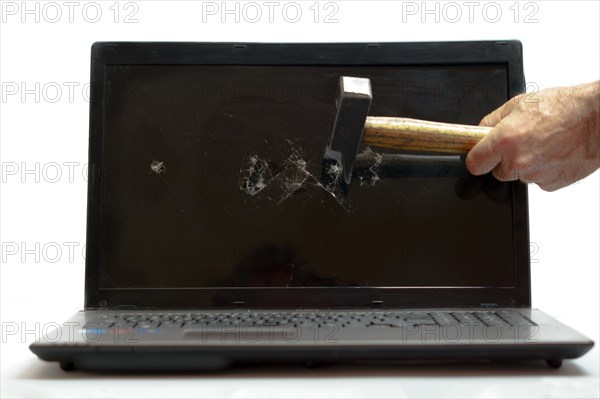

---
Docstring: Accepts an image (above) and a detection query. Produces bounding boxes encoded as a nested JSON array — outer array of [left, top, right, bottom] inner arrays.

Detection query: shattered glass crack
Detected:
[[239, 156, 272, 196], [357, 148, 383, 186], [239, 141, 349, 210], [150, 161, 166, 175]]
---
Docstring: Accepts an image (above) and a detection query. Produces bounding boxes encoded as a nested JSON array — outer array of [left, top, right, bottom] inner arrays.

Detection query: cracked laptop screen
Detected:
[[101, 65, 515, 288]]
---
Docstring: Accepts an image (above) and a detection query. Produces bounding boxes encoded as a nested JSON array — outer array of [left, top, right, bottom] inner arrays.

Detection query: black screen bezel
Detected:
[[84, 41, 529, 310]]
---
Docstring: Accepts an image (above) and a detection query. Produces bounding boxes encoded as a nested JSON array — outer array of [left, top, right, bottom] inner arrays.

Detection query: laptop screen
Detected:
[[100, 63, 515, 290]]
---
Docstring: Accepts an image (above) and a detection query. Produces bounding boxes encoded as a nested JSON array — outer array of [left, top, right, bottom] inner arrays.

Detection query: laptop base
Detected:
[[30, 308, 593, 371]]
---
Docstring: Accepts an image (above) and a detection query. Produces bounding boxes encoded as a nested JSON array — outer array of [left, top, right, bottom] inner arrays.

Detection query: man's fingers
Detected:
[[491, 164, 519, 182], [468, 95, 524, 176], [465, 128, 503, 176], [479, 94, 522, 127]]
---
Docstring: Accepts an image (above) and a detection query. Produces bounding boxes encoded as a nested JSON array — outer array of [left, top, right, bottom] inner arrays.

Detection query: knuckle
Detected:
[[492, 161, 521, 182], [518, 161, 540, 181], [489, 128, 511, 150], [492, 168, 510, 182], [495, 132, 516, 150], [480, 113, 495, 127]]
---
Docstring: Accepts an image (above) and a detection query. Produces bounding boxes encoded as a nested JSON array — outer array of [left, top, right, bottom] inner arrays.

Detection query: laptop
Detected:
[[30, 41, 593, 371]]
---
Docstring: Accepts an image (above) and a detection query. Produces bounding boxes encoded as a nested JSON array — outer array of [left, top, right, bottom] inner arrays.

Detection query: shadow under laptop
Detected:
[[19, 359, 589, 380]]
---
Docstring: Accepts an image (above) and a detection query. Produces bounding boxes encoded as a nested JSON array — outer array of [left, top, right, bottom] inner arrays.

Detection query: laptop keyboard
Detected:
[[95, 310, 535, 330]]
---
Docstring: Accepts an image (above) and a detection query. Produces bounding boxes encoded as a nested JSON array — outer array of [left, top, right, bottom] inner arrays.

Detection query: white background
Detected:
[[1, 0, 598, 398]]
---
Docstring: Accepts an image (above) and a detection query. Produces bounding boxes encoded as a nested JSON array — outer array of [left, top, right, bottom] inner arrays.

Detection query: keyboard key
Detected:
[[93, 310, 537, 330]]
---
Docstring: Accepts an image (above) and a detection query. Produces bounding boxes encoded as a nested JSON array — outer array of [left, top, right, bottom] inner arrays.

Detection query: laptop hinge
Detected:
[[480, 303, 499, 308], [115, 305, 138, 310]]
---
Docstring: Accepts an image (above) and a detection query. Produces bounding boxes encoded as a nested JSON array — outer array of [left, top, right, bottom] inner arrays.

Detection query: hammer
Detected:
[[323, 76, 492, 187]]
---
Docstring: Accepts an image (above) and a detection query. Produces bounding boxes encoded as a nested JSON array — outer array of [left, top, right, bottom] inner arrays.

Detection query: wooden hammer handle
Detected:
[[363, 116, 492, 154]]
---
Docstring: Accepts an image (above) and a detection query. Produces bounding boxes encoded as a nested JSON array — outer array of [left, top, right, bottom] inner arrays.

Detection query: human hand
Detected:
[[465, 81, 600, 191]]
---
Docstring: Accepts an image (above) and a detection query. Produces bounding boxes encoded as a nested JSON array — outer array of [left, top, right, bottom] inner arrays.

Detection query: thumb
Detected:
[[479, 94, 523, 127]]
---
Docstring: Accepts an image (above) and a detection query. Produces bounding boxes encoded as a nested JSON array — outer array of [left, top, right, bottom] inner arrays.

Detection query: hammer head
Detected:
[[323, 76, 372, 188]]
